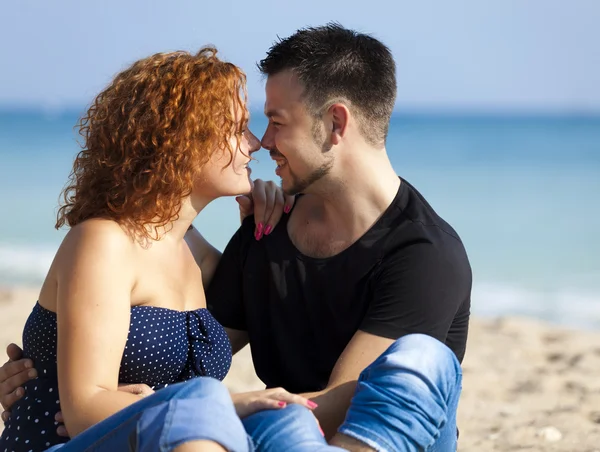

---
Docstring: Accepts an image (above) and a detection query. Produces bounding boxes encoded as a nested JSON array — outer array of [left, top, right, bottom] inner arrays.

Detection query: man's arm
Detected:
[[306, 242, 470, 440], [301, 330, 394, 439]]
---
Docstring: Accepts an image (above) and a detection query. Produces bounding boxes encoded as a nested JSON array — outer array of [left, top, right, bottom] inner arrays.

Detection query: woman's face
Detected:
[[194, 121, 261, 200]]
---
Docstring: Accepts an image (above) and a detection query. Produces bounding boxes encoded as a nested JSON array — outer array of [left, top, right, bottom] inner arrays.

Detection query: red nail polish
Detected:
[[264, 225, 272, 235], [257, 223, 264, 233], [319, 425, 324, 436], [278, 401, 286, 407], [284, 205, 291, 214], [307, 400, 318, 409]]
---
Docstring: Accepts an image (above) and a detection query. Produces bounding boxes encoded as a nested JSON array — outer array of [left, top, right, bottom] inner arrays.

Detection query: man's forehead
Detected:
[[264, 71, 304, 114]]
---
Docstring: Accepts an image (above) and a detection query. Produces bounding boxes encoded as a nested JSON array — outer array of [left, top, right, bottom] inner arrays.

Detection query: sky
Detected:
[[1, 0, 599, 113]]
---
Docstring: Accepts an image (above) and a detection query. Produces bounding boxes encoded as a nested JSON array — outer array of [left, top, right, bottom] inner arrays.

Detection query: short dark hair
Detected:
[[258, 23, 397, 146]]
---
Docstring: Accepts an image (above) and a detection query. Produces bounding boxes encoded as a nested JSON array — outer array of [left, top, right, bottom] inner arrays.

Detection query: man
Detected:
[[207, 21, 471, 439], [1, 24, 471, 450]]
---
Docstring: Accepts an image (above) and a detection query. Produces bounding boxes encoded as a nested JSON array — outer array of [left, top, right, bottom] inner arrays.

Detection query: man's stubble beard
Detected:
[[282, 121, 334, 196]]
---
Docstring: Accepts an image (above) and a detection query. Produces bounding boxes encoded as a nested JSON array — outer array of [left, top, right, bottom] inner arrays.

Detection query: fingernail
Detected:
[[319, 425, 324, 436], [284, 205, 291, 214], [57, 426, 67, 436], [278, 401, 286, 407], [24, 360, 33, 369], [307, 400, 318, 409], [264, 225, 272, 235], [16, 388, 24, 397], [28, 369, 37, 378], [255, 223, 264, 240]]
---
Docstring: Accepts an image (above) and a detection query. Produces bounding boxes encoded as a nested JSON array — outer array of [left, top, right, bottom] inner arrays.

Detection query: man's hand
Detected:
[[236, 179, 295, 240], [1, 343, 37, 421]]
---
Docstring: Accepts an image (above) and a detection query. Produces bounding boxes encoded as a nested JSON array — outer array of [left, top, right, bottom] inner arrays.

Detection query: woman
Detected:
[[0, 47, 319, 452]]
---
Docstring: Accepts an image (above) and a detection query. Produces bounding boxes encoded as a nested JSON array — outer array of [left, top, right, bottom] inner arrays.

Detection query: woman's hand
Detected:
[[231, 387, 317, 419], [236, 179, 296, 240]]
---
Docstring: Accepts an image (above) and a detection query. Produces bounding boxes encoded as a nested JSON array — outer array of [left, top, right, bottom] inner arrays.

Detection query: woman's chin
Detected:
[[234, 178, 253, 196]]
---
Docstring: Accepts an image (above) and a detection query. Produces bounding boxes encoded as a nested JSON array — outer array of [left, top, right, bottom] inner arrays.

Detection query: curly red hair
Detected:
[[56, 47, 248, 240]]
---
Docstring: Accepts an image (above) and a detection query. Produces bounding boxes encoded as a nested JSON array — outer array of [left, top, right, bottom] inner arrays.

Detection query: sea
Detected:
[[1, 109, 599, 329]]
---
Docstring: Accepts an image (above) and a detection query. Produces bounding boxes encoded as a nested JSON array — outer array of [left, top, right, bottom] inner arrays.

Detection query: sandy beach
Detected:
[[1, 286, 599, 451]]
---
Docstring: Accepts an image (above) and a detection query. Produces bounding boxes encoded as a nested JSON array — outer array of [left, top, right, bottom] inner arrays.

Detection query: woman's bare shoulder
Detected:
[[40, 219, 137, 309], [55, 218, 137, 267]]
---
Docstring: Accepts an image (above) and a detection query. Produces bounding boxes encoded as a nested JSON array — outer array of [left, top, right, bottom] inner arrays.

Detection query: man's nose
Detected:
[[261, 126, 274, 151]]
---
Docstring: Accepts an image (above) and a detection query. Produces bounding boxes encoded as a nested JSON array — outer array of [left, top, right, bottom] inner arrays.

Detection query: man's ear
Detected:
[[328, 103, 350, 145]]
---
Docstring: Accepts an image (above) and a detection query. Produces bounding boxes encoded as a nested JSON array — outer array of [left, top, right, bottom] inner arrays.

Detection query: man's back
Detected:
[[208, 178, 471, 393]]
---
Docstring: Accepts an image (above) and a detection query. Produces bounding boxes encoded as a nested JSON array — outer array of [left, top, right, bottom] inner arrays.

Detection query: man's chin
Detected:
[[280, 178, 296, 196], [282, 183, 304, 197]]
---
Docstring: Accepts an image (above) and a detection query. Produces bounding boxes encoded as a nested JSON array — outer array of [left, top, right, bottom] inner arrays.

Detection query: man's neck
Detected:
[[288, 152, 400, 257]]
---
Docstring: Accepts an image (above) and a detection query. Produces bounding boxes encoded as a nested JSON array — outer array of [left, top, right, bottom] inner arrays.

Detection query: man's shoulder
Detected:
[[377, 181, 471, 275], [240, 215, 257, 234], [235, 215, 292, 258], [391, 179, 465, 246]]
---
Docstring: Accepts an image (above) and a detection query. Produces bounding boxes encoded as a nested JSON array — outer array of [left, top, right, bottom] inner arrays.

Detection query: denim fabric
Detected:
[[45, 377, 251, 452], [44, 334, 461, 452], [338, 334, 462, 452], [243, 404, 345, 451]]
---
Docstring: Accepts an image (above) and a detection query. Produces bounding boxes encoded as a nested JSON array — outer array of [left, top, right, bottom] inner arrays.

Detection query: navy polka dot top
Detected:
[[0, 302, 232, 452]]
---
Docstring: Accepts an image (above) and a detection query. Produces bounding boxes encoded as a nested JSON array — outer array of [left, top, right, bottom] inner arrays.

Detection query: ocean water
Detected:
[[1, 110, 599, 329]]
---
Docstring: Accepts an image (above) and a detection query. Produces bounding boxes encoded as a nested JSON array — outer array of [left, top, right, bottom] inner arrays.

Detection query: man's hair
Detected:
[[258, 23, 397, 146]]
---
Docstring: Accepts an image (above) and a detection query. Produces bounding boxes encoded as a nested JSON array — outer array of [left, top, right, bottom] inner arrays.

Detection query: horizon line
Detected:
[[1, 104, 599, 120]]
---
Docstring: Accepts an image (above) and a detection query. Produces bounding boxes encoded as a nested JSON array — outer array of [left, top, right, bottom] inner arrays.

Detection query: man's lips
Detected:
[[270, 151, 287, 169]]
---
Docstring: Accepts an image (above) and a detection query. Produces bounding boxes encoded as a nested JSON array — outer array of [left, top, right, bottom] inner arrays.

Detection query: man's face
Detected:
[[261, 71, 333, 195]]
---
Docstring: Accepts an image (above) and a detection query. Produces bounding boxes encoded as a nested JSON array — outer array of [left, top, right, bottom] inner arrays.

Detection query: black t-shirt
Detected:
[[207, 179, 472, 394]]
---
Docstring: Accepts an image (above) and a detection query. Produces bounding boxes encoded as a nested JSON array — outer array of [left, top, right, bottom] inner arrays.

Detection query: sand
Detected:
[[1, 286, 599, 451]]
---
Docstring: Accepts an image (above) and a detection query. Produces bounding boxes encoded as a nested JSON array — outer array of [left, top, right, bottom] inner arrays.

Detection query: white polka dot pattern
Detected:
[[0, 302, 232, 452]]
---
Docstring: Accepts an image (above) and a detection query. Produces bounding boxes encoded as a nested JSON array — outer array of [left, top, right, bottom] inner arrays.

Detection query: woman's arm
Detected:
[[185, 179, 297, 287], [184, 225, 222, 287], [55, 220, 142, 437]]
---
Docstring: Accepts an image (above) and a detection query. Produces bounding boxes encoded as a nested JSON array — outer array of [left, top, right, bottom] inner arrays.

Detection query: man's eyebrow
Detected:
[[264, 108, 284, 118]]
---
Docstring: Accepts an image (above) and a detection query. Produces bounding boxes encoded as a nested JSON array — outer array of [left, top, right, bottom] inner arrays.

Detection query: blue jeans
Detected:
[[45, 377, 252, 451], [242, 334, 462, 452], [337, 333, 462, 451], [46, 334, 461, 451]]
